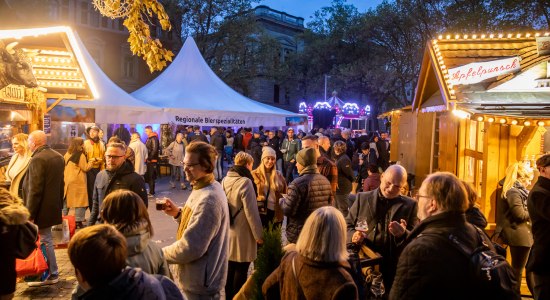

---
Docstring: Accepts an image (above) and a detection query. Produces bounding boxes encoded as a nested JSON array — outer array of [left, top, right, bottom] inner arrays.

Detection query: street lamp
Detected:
[[324, 75, 331, 101]]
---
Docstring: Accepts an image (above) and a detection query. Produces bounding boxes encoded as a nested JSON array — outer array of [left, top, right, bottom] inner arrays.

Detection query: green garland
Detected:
[[251, 222, 285, 300]]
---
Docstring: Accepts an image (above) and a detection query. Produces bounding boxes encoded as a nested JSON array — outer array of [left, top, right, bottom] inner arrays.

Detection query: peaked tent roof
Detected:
[[58, 30, 162, 123], [132, 37, 297, 118]]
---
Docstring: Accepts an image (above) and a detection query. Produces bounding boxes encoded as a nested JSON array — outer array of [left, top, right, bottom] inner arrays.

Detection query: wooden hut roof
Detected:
[[413, 33, 550, 120]]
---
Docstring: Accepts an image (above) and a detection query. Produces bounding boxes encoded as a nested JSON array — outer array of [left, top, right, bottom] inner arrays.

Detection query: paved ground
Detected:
[[14, 176, 189, 300]]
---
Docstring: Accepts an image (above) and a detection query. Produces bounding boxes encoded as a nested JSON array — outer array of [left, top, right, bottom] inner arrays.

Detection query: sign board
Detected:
[[43, 114, 51, 134], [536, 36, 550, 56], [286, 116, 308, 127], [448, 56, 521, 86], [0, 84, 25, 103]]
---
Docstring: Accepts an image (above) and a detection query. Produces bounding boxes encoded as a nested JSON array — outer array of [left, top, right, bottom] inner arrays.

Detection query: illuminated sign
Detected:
[[0, 84, 25, 102], [448, 56, 521, 85]]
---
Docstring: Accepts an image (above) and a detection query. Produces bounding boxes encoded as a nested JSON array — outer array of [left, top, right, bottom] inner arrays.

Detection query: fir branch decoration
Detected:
[[251, 222, 285, 300]]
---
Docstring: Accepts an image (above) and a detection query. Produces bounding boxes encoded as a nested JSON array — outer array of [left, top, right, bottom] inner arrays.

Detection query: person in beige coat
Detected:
[[4, 133, 31, 198], [222, 152, 263, 300], [63, 137, 92, 228]]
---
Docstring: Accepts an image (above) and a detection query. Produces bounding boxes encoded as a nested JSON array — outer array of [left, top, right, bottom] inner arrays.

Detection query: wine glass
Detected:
[[370, 271, 385, 298], [355, 219, 369, 233]]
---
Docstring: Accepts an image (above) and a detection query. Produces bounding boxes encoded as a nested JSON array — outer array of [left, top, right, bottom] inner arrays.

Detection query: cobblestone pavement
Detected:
[[14, 176, 187, 300]]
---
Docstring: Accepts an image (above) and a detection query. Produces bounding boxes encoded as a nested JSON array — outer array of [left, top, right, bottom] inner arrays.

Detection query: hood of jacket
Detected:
[[81, 267, 172, 300], [0, 198, 29, 225], [121, 221, 151, 257]]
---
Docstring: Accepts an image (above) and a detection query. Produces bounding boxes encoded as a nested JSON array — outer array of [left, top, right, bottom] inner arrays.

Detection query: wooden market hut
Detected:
[[388, 32, 550, 226]]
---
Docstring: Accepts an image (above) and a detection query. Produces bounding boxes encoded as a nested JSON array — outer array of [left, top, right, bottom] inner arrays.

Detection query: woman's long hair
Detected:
[[67, 137, 84, 154], [296, 206, 348, 263], [254, 155, 284, 194], [502, 163, 533, 198], [101, 190, 153, 235]]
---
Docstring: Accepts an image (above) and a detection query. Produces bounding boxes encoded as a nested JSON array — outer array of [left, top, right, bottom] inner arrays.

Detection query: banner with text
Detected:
[[167, 110, 288, 127], [448, 56, 521, 86]]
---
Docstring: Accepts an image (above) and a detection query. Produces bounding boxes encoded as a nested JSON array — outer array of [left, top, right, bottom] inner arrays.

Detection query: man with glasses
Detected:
[[346, 164, 418, 291], [527, 154, 550, 299], [161, 141, 229, 299], [88, 142, 147, 225]]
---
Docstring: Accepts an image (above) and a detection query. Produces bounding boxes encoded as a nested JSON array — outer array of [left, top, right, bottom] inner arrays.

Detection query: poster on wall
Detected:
[[43, 114, 51, 134], [49, 105, 95, 123], [286, 116, 308, 127]]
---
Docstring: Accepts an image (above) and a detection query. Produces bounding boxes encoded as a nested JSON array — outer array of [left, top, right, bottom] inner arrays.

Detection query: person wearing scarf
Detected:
[[161, 141, 229, 299], [252, 146, 287, 228], [63, 137, 93, 228], [83, 126, 105, 210], [222, 152, 263, 299], [280, 147, 332, 244]]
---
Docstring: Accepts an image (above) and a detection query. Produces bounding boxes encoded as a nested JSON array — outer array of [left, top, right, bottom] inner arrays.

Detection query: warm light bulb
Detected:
[[481, 34, 486, 38], [538, 121, 545, 126], [499, 118, 507, 124], [511, 120, 518, 125], [476, 116, 484, 122], [488, 117, 495, 123], [524, 121, 531, 126]]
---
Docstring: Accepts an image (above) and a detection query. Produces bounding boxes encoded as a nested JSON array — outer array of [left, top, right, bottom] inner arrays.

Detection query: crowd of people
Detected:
[[0, 124, 549, 300]]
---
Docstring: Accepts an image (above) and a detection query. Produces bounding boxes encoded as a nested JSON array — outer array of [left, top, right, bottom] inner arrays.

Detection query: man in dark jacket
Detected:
[[281, 128, 301, 183], [210, 127, 226, 181], [280, 148, 331, 243], [144, 126, 159, 196], [527, 154, 550, 299], [347, 165, 417, 291], [69, 224, 183, 300], [266, 130, 283, 172], [88, 143, 147, 225], [390, 172, 518, 300], [248, 131, 264, 170], [376, 131, 390, 171], [23, 130, 65, 286]]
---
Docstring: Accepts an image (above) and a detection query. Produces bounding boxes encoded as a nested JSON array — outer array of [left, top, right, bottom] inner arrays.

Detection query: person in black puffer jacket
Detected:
[[280, 148, 331, 243], [333, 141, 354, 218]]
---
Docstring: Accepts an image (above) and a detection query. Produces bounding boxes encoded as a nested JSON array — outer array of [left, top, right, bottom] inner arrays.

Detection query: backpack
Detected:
[[434, 226, 520, 300]]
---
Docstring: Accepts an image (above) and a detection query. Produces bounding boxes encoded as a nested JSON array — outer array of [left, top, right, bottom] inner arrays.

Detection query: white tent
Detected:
[[57, 31, 162, 124], [132, 37, 301, 127]]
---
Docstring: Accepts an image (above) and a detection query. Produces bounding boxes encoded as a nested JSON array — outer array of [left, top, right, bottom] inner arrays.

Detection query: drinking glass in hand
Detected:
[[370, 271, 385, 298], [155, 198, 167, 210]]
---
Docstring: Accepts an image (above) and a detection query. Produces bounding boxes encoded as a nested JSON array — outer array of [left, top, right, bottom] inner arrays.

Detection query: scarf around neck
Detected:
[[230, 165, 258, 197]]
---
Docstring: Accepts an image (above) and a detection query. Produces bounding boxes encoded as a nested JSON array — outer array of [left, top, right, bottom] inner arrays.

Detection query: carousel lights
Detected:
[[298, 102, 308, 113], [313, 101, 332, 110]]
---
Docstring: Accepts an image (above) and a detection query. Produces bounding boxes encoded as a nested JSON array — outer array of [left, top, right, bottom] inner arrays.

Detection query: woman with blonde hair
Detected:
[[4, 133, 31, 197], [222, 151, 263, 299], [496, 162, 534, 293], [63, 137, 92, 228], [252, 146, 287, 227], [262, 206, 358, 300]]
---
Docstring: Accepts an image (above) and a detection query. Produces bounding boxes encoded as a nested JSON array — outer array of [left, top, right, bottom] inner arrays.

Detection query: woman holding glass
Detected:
[[262, 206, 358, 300]]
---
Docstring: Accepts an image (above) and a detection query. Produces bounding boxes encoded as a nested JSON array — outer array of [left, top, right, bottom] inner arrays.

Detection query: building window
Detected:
[[122, 54, 138, 80], [273, 84, 280, 103]]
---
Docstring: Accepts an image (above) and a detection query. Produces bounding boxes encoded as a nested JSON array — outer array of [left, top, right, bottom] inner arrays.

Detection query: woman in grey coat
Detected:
[[222, 152, 263, 299], [497, 162, 534, 293]]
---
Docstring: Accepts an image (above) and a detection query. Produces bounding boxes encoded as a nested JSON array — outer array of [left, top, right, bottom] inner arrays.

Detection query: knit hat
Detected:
[[296, 148, 317, 167], [261, 146, 276, 161]]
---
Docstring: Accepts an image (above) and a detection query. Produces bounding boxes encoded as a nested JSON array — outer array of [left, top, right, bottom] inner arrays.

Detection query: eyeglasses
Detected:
[[183, 162, 200, 168], [414, 194, 431, 201], [105, 155, 124, 160]]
